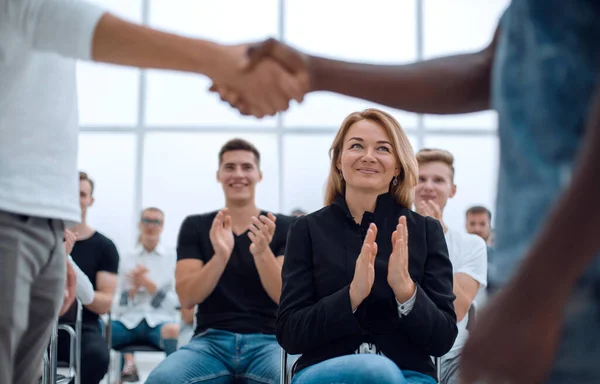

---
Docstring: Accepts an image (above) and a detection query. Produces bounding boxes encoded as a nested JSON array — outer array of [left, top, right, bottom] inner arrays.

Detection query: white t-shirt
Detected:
[[444, 227, 488, 358], [0, 0, 105, 224]]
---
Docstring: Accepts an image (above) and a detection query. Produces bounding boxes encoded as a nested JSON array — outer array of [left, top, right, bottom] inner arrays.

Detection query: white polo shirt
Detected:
[[0, 0, 105, 223]]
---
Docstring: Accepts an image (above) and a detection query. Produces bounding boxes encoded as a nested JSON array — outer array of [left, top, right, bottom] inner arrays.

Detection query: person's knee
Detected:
[[82, 342, 110, 379], [161, 323, 180, 339], [361, 356, 405, 383]]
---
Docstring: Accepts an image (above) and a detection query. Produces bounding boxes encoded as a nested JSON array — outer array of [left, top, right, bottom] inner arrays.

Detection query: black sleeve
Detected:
[[276, 216, 363, 355], [273, 215, 295, 257], [100, 239, 119, 274], [398, 217, 458, 357], [177, 216, 206, 262]]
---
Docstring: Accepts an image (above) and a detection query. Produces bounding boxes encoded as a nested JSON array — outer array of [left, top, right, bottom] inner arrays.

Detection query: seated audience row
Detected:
[[59, 108, 488, 384]]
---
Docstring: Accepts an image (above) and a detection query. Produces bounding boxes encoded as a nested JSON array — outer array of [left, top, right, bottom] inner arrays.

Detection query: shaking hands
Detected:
[[209, 39, 312, 118]]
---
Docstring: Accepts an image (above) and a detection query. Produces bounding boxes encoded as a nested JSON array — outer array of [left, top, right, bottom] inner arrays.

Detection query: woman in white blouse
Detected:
[[110, 207, 180, 382]]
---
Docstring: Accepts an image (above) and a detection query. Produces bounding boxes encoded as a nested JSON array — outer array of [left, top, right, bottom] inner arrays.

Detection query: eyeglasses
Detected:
[[142, 218, 162, 226]]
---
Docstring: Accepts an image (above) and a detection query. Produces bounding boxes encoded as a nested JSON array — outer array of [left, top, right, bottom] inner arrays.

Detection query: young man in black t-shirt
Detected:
[[146, 138, 295, 384], [58, 171, 119, 384]]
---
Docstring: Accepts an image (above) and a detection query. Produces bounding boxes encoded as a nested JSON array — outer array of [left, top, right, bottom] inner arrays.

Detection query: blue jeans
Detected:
[[111, 319, 177, 355], [146, 328, 281, 384], [292, 354, 436, 384]]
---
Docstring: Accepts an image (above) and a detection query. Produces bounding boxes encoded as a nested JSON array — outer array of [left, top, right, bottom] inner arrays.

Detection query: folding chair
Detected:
[[105, 312, 166, 384], [43, 300, 82, 384]]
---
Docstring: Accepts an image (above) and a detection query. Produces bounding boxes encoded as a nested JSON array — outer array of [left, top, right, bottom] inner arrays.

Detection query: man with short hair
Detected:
[[60, 171, 120, 384], [465, 206, 493, 246], [146, 138, 295, 384], [414, 148, 487, 384]]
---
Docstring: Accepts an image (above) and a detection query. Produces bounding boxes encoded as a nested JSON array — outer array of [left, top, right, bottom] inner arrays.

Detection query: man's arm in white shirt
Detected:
[[1, 0, 305, 114], [2, 0, 226, 76], [68, 255, 94, 305]]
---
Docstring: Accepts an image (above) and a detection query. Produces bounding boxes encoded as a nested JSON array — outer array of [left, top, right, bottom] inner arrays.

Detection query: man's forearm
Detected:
[[253, 250, 283, 304], [512, 86, 600, 303], [176, 256, 227, 309], [91, 13, 222, 77], [309, 52, 493, 114], [453, 279, 470, 322], [85, 291, 114, 315]]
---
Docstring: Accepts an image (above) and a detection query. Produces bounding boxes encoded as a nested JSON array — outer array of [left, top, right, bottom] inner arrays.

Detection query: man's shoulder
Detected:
[[91, 231, 118, 250]]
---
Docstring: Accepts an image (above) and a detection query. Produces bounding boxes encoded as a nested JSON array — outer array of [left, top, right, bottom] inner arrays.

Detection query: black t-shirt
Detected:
[[177, 210, 294, 335], [70, 231, 120, 326]]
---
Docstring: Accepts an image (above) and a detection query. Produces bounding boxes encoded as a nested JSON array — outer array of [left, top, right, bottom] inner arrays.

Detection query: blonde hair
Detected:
[[324, 108, 418, 208], [415, 148, 455, 182]]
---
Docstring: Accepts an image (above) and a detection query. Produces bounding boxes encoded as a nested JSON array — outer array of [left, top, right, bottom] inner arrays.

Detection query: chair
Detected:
[[280, 350, 442, 384], [105, 312, 165, 384], [43, 300, 82, 384]]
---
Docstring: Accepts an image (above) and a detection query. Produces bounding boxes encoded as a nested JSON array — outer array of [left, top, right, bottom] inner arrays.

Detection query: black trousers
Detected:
[[57, 324, 109, 384]]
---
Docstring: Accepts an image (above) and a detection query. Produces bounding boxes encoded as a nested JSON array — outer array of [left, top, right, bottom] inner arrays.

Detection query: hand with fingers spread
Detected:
[[417, 200, 447, 232], [388, 216, 416, 302], [248, 212, 277, 258], [209, 208, 234, 262], [209, 38, 311, 117], [349, 223, 378, 311]]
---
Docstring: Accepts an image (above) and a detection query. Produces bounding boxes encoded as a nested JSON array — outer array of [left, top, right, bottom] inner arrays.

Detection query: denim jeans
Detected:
[[291, 354, 436, 384], [145, 328, 281, 384], [111, 319, 177, 355]]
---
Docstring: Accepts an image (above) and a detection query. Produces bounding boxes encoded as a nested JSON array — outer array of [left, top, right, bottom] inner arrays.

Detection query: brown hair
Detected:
[[466, 205, 492, 220], [324, 108, 418, 208], [415, 148, 455, 182], [218, 138, 261, 167], [79, 171, 94, 195]]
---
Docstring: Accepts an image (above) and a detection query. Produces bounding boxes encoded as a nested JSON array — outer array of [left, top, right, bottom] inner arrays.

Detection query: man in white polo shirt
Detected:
[[0, 1, 305, 383], [414, 148, 488, 384]]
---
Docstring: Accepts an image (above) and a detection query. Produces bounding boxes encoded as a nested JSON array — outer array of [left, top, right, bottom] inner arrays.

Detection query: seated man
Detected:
[[146, 138, 295, 384], [111, 207, 180, 382], [414, 149, 488, 384], [58, 172, 119, 384]]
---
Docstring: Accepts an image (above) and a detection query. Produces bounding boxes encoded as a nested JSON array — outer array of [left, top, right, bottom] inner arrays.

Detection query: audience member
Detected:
[[111, 207, 180, 382], [415, 149, 487, 384], [146, 138, 295, 383], [59, 172, 119, 384], [277, 109, 457, 384]]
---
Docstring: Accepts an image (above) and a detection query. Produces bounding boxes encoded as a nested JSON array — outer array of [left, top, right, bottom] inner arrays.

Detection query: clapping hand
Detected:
[[388, 216, 415, 302], [209, 208, 235, 262], [248, 212, 277, 258], [349, 223, 378, 311]]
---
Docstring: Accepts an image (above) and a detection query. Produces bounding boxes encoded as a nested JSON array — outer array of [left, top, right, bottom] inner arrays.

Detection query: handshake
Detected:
[[206, 38, 314, 118]]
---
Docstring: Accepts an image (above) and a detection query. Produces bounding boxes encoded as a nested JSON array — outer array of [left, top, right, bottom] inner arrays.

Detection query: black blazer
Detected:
[[277, 193, 457, 381]]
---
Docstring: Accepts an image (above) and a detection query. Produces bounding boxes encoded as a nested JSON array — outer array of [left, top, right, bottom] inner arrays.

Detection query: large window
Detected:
[[78, 0, 506, 251]]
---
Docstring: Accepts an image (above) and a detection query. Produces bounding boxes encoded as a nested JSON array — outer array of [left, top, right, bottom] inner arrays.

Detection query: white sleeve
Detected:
[[455, 234, 488, 287], [1, 0, 106, 60], [69, 255, 95, 305]]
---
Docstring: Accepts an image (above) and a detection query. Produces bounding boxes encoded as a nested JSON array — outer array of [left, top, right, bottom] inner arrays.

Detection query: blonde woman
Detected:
[[277, 109, 457, 384]]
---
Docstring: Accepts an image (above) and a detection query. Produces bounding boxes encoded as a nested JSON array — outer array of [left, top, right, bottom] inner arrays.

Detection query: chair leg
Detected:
[[48, 321, 59, 384]]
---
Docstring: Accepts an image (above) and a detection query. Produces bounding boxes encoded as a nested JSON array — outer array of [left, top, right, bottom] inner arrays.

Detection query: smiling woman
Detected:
[[324, 108, 418, 210], [276, 108, 457, 384]]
